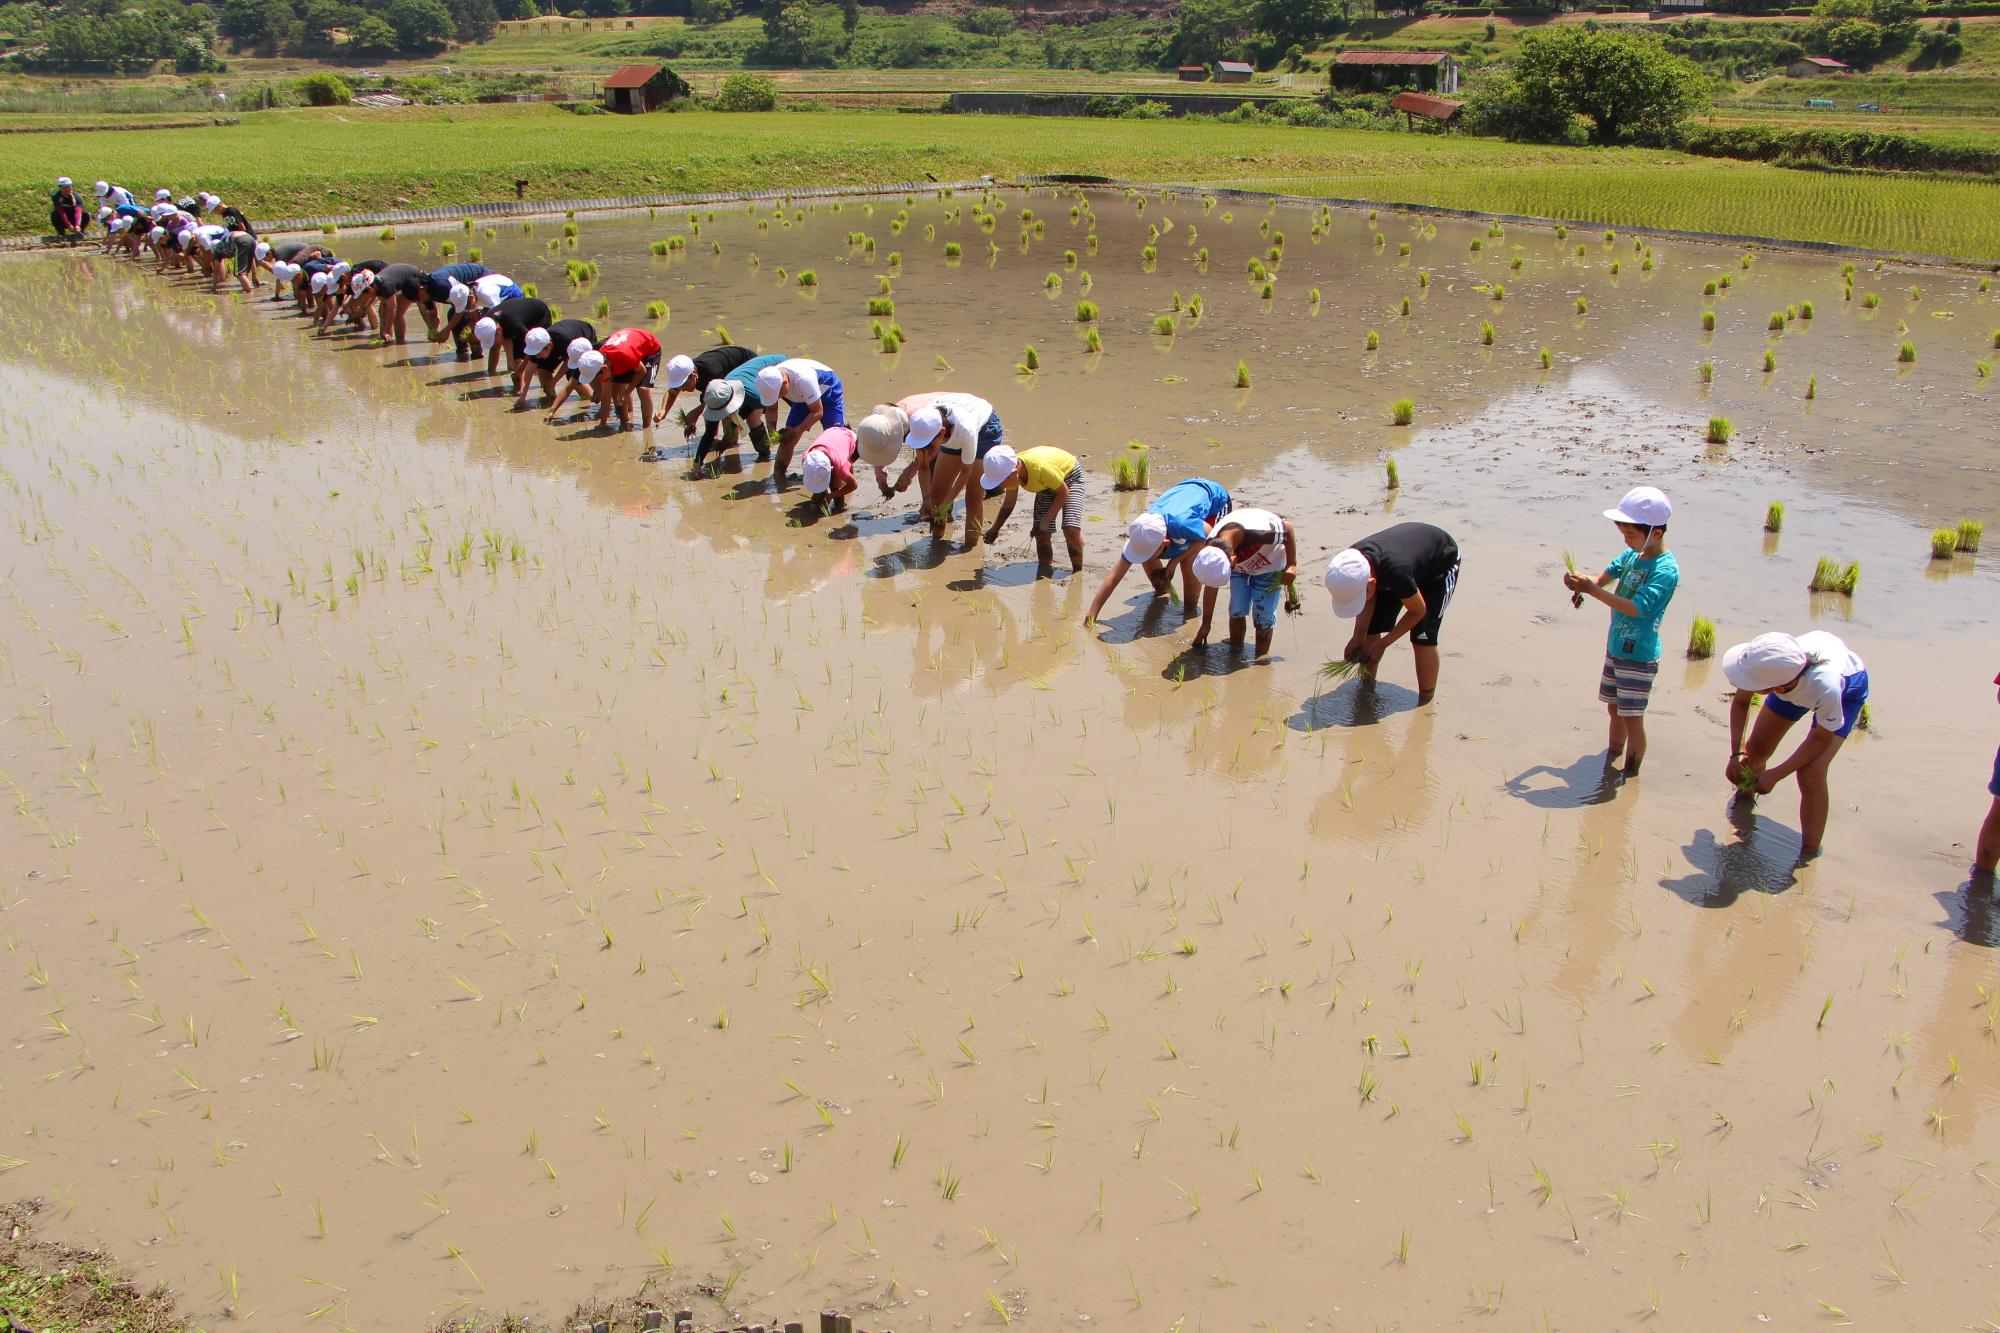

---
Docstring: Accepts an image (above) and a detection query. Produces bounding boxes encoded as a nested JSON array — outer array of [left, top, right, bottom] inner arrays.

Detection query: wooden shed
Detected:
[[1390, 90, 1464, 128], [1330, 50, 1460, 95], [1786, 55, 1852, 78], [1213, 60, 1254, 83], [601, 63, 689, 114], [1176, 65, 1209, 81]]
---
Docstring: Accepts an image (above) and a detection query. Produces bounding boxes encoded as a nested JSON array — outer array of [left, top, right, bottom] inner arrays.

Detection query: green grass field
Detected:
[[5, 104, 1993, 259]]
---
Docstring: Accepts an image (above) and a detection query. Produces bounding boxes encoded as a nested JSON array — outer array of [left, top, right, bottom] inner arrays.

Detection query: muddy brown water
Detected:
[[2, 188, 1997, 1332]]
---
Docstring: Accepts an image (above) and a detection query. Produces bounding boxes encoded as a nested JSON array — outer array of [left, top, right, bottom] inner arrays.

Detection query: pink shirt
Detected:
[[808, 427, 858, 487]]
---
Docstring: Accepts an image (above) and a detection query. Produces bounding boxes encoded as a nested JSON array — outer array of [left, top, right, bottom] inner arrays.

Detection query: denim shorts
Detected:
[[1764, 670, 1869, 738], [1230, 570, 1284, 631]]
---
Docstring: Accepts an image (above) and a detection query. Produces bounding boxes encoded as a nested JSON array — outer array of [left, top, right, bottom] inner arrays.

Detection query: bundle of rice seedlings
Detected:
[[467, 246, 483, 262], [1385, 456, 1400, 490], [1016, 344, 1040, 374], [1699, 361, 1713, 383], [1390, 398, 1414, 426], [593, 297, 610, 319], [1084, 328, 1103, 353], [1112, 444, 1150, 491], [645, 300, 668, 320], [1479, 320, 1496, 346], [1366, 330, 1380, 351], [1706, 416, 1733, 444], [1763, 349, 1776, 373], [1575, 297, 1588, 315], [1318, 656, 1365, 684], [1154, 316, 1176, 336], [868, 297, 895, 316], [1539, 346, 1553, 370], [649, 240, 669, 256], [796, 270, 818, 287], [1075, 300, 1098, 323], [1234, 360, 1251, 389], [1898, 342, 1917, 363], [1805, 374, 1817, 399], [1958, 519, 1983, 552], [1765, 502, 1785, 532], [1768, 311, 1786, 332], [1688, 616, 1715, 658], [1702, 311, 1716, 332], [1931, 528, 1960, 560]]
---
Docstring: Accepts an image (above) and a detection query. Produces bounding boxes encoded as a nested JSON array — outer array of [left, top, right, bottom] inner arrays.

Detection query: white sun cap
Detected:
[[57, 176, 72, 187], [1323, 548, 1373, 619], [906, 407, 944, 450], [1722, 632, 1808, 693], [978, 444, 1019, 493], [1191, 546, 1232, 588], [474, 317, 500, 349], [310, 271, 333, 294], [1123, 512, 1169, 565], [93, 180, 110, 196], [565, 336, 593, 368], [254, 240, 271, 260], [576, 350, 608, 385], [448, 281, 472, 313], [523, 327, 552, 357], [154, 187, 172, 201], [754, 365, 785, 407], [96, 206, 112, 222], [1604, 485, 1672, 528], [664, 353, 696, 389], [801, 449, 833, 496]]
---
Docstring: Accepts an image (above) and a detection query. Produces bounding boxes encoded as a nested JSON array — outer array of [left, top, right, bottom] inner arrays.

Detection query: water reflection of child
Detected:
[[1722, 630, 1869, 861], [1563, 487, 1678, 777]]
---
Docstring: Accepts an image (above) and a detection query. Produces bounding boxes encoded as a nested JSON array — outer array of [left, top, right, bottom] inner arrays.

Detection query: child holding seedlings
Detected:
[[417, 261, 490, 350], [1322, 521, 1461, 704], [652, 345, 759, 430], [1721, 630, 1869, 860], [473, 294, 552, 375], [801, 426, 861, 511], [572, 326, 662, 429], [981, 444, 1086, 576], [1563, 486, 1679, 776], [691, 353, 786, 473], [904, 393, 1005, 545], [1084, 477, 1234, 627], [367, 262, 426, 343], [516, 319, 596, 409], [1188, 507, 1297, 657], [755, 357, 846, 484]]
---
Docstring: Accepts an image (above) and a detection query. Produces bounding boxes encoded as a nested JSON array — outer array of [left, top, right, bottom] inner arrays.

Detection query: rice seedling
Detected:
[[1400, 296, 1411, 316], [943, 242, 961, 258], [1309, 286, 1322, 304], [1556, 224, 1568, 239], [1705, 416, 1733, 445], [1979, 360, 1993, 378], [1805, 373, 1817, 399], [1153, 316, 1176, 336], [868, 297, 894, 316], [1862, 292, 1881, 308], [1958, 519, 1983, 552], [1768, 311, 1785, 332], [1539, 346, 1553, 370], [1084, 328, 1102, 353], [1399, 242, 1411, 255], [645, 300, 668, 320], [1143, 246, 1158, 263], [1762, 501, 1786, 533], [378, 226, 395, 242], [1385, 456, 1400, 490], [1512, 256, 1524, 270], [1418, 269, 1430, 287], [1800, 300, 1814, 319], [1261, 281, 1274, 299], [562, 221, 578, 239], [1365, 330, 1380, 351], [649, 239, 668, 255], [1479, 320, 1496, 346], [1809, 557, 1861, 594], [1688, 616, 1715, 658], [1698, 360, 1713, 383], [1234, 360, 1251, 389], [1931, 528, 1959, 560], [1574, 296, 1588, 315], [1610, 261, 1621, 275], [1898, 342, 1917, 363], [887, 250, 903, 266], [1017, 344, 1040, 374], [593, 297, 610, 319], [1045, 273, 1062, 291], [1064, 249, 1077, 265], [796, 269, 818, 287], [1112, 444, 1150, 491], [439, 241, 456, 257], [1702, 311, 1716, 332], [1390, 397, 1414, 426], [1470, 239, 1483, 253], [1493, 283, 1505, 301], [1075, 299, 1098, 322], [1763, 348, 1776, 373]]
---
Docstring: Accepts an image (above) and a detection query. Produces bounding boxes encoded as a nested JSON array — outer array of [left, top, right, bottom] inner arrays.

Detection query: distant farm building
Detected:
[[600, 63, 689, 113], [1787, 56, 1853, 77], [1176, 65, 1208, 81], [1330, 50, 1461, 95], [1390, 90, 1464, 128], [1213, 60, 1254, 83]]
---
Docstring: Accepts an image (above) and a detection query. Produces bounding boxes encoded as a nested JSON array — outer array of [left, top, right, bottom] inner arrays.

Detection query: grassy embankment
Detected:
[[4, 105, 1995, 259], [0, 1200, 191, 1333]]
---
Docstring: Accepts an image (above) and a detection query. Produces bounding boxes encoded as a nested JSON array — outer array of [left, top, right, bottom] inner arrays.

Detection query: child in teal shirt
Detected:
[[1563, 486, 1679, 776]]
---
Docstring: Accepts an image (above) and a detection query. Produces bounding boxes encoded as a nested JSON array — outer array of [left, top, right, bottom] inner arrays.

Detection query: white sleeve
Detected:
[[792, 370, 821, 405], [1812, 685, 1847, 731]]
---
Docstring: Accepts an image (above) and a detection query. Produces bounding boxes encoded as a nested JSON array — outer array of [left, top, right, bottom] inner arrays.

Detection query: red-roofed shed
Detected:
[[601, 63, 689, 113], [1330, 49, 1460, 94], [1390, 90, 1465, 127]]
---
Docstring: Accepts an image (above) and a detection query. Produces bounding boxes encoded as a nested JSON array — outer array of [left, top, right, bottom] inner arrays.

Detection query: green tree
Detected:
[[297, 0, 357, 46], [761, 0, 813, 63], [841, 0, 858, 34], [1508, 26, 1708, 145], [1167, 0, 1252, 66], [350, 12, 397, 50], [1822, 17, 1880, 62], [712, 69, 777, 109], [219, 0, 300, 53], [1252, 0, 1338, 55], [690, 0, 732, 21], [386, 0, 455, 50], [449, 0, 499, 41]]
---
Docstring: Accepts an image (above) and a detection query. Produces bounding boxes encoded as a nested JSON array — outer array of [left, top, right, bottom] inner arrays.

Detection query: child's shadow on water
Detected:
[[1935, 876, 2000, 947], [1092, 595, 1195, 645], [1503, 752, 1624, 810], [1284, 678, 1421, 729], [1164, 645, 1282, 681], [1660, 803, 1800, 908], [866, 542, 951, 579]]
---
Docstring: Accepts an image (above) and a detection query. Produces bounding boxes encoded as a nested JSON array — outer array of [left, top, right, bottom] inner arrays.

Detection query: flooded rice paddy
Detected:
[[2, 187, 1997, 1332]]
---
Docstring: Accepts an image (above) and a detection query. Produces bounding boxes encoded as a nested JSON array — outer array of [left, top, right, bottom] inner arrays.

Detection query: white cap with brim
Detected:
[[350, 269, 374, 293], [1722, 632, 1808, 693], [1605, 485, 1672, 528], [155, 188, 172, 201], [310, 271, 333, 294], [664, 353, 696, 389], [94, 181, 109, 196], [522, 327, 552, 357], [1323, 548, 1373, 619], [1191, 546, 1232, 589], [565, 336, 593, 369], [96, 207, 112, 222], [702, 379, 746, 421], [854, 407, 907, 470], [58, 177, 71, 187], [978, 444, 1019, 494], [474, 317, 500, 349], [576, 351, 608, 386], [146, 228, 165, 244], [1123, 512, 1169, 565], [801, 450, 833, 496], [754, 365, 784, 407], [254, 241, 271, 260], [448, 281, 472, 313], [906, 407, 944, 450]]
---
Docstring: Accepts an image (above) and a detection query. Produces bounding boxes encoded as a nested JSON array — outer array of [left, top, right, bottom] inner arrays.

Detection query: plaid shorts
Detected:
[[1598, 653, 1659, 717]]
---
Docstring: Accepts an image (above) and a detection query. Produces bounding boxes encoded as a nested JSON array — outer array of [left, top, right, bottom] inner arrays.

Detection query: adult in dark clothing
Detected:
[[515, 319, 596, 409], [218, 203, 255, 237], [1322, 521, 1462, 704], [653, 345, 757, 428], [473, 295, 552, 376], [50, 179, 88, 242], [366, 262, 426, 342]]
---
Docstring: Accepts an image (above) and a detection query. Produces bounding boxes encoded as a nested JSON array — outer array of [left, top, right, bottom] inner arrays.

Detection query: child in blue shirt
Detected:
[[1563, 486, 1679, 776]]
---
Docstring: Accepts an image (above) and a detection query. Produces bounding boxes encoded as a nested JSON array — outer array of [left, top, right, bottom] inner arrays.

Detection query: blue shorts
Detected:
[[1990, 746, 1999, 800], [1230, 570, 1284, 631], [1763, 669, 1869, 738], [785, 372, 845, 431]]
